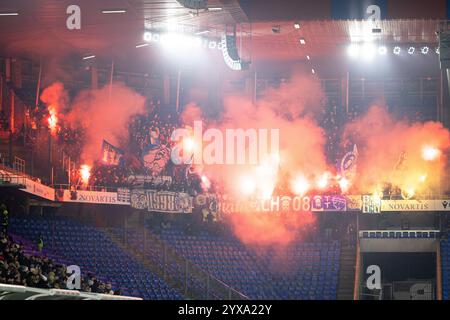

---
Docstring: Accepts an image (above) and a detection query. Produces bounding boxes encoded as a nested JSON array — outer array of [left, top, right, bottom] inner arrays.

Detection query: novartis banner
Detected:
[[55, 190, 130, 205]]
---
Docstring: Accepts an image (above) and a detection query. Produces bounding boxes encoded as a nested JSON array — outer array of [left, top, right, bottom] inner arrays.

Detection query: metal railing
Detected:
[[105, 226, 249, 300], [52, 183, 120, 193]]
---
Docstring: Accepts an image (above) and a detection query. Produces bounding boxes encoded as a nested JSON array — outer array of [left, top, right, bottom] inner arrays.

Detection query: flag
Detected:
[[143, 144, 171, 177], [340, 144, 358, 180], [101, 140, 124, 166]]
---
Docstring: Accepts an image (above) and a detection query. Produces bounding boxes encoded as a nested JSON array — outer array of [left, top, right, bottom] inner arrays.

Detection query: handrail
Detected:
[[436, 242, 443, 300], [52, 184, 120, 193], [104, 226, 249, 300], [353, 242, 360, 300]]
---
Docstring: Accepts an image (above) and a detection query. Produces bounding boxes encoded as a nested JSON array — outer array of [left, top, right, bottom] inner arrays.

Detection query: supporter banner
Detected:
[[346, 195, 363, 211], [130, 190, 193, 213], [127, 175, 172, 187], [55, 190, 129, 205], [216, 195, 348, 214], [195, 194, 220, 221], [117, 188, 131, 203], [311, 195, 347, 211], [340, 145, 358, 181], [101, 140, 124, 166], [142, 145, 171, 177], [21, 178, 55, 201], [362, 195, 381, 213]]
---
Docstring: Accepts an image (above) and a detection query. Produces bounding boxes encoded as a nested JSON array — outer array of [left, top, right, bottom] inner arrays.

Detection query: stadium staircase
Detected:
[[337, 246, 356, 300], [104, 226, 248, 300]]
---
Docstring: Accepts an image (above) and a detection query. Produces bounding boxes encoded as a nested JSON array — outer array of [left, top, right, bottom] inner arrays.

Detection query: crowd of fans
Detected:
[[0, 230, 119, 295]]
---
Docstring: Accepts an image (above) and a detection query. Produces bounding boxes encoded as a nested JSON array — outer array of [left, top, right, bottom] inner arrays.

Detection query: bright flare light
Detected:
[[419, 174, 427, 183], [240, 177, 256, 195], [260, 183, 274, 199], [393, 46, 401, 55], [80, 165, 91, 185], [47, 106, 58, 136], [201, 175, 211, 190], [316, 172, 330, 189], [402, 187, 415, 200], [292, 176, 310, 195], [421, 145, 441, 161], [183, 137, 195, 154], [338, 177, 350, 193]]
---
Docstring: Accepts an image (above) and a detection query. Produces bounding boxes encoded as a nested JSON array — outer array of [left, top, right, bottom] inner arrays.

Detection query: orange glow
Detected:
[[316, 172, 330, 189], [421, 145, 441, 161], [183, 137, 195, 153], [240, 177, 256, 195], [291, 175, 309, 195], [80, 165, 91, 185], [338, 177, 350, 193], [47, 105, 58, 136]]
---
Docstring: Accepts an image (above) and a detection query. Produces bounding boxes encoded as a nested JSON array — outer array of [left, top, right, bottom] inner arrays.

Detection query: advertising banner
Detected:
[[55, 190, 129, 205], [21, 179, 55, 201]]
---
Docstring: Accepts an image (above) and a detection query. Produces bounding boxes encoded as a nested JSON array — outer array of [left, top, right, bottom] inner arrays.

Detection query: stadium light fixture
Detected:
[[221, 34, 250, 71], [378, 46, 387, 55], [294, 23, 300, 29], [408, 47, 415, 55], [393, 46, 401, 55], [311, 68, 316, 74], [306, 55, 311, 60], [421, 46, 429, 55], [436, 47, 440, 54], [299, 38, 306, 45], [347, 44, 360, 58], [0, 12, 19, 16], [101, 9, 127, 14], [82, 55, 96, 60]]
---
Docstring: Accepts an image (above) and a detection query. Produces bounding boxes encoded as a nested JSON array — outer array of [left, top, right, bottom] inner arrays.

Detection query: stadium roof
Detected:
[[0, 0, 445, 71]]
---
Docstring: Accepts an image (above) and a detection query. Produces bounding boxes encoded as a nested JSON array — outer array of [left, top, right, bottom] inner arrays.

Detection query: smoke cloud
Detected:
[[181, 74, 327, 246], [343, 105, 450, 195], [41, 82, 146, 164]]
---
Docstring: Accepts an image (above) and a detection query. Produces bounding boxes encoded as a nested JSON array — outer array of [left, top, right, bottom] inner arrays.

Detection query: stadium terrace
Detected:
[[1, 0, 450, 307]]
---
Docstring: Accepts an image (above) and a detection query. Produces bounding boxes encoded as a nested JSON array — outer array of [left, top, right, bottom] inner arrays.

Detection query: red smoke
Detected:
[[41, 82, 146, 165], [227, 212, 317, 248], [40, 82, 68, 136], [343, 105, 450, 195], [65, 82, 146, 164], [181, 74, 327, 246]]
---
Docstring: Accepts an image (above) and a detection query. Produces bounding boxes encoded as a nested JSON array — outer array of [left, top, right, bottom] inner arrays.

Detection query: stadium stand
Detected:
[[441, 238, 450, 300], [8, 216, 183, 300], [148, 224, 340, 300]]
